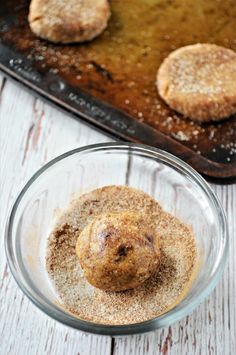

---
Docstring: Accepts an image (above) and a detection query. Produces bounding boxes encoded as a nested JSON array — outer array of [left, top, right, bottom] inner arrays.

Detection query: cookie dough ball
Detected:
[[157, 44, 236, 122], [29, 0, 110, 44], [76, 211, 161, 291]]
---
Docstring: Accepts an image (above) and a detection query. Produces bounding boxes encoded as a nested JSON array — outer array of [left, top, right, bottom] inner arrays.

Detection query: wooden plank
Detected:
[[113, 183, 235, 355], [0, 76, 112, 355], [0, 74, 235, 355]]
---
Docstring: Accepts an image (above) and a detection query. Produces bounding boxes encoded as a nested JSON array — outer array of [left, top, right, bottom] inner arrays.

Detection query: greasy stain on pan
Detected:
[[0, 0, 236, 179]]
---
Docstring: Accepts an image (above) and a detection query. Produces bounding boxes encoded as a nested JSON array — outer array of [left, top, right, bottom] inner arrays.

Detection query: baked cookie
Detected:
[[28, 0, 110, 43], [157, 44, 236, 122]]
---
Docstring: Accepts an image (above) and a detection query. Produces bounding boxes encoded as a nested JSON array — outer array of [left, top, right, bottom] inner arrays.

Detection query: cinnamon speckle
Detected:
[[46, 186, 197, 325]]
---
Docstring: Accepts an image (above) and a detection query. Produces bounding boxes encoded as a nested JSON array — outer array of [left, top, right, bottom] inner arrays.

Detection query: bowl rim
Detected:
[[5, 142, 229, 335]]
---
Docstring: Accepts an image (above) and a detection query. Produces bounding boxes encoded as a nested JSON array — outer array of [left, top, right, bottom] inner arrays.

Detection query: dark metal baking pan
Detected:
[[0, 0, 236, 179]]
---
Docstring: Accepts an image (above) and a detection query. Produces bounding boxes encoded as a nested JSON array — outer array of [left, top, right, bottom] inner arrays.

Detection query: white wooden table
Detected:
[[0, 73, 235, 355]]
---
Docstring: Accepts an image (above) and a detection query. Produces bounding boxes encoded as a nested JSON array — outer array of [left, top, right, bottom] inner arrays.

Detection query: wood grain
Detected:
[[0, 75, 235, 355], [113, 184, 235, 355], [0, 76, 111, 355]]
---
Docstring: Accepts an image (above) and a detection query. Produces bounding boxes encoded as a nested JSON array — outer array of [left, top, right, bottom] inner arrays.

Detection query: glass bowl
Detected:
[[5, 143, 228, 335]]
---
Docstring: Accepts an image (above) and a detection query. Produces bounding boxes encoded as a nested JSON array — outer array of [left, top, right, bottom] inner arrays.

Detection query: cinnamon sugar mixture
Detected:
[[46, 186, 197, 325]]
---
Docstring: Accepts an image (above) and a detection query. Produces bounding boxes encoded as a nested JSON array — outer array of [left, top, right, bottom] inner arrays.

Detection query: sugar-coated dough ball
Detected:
[[76, 211, 161, 291]]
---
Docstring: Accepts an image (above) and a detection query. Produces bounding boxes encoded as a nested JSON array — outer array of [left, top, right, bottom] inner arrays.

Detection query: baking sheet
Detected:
[[0, 0, 236, 178]]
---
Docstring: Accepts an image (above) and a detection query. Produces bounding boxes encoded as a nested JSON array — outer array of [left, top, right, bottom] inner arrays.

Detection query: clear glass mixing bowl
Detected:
[[5, 143, 228, 335]]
